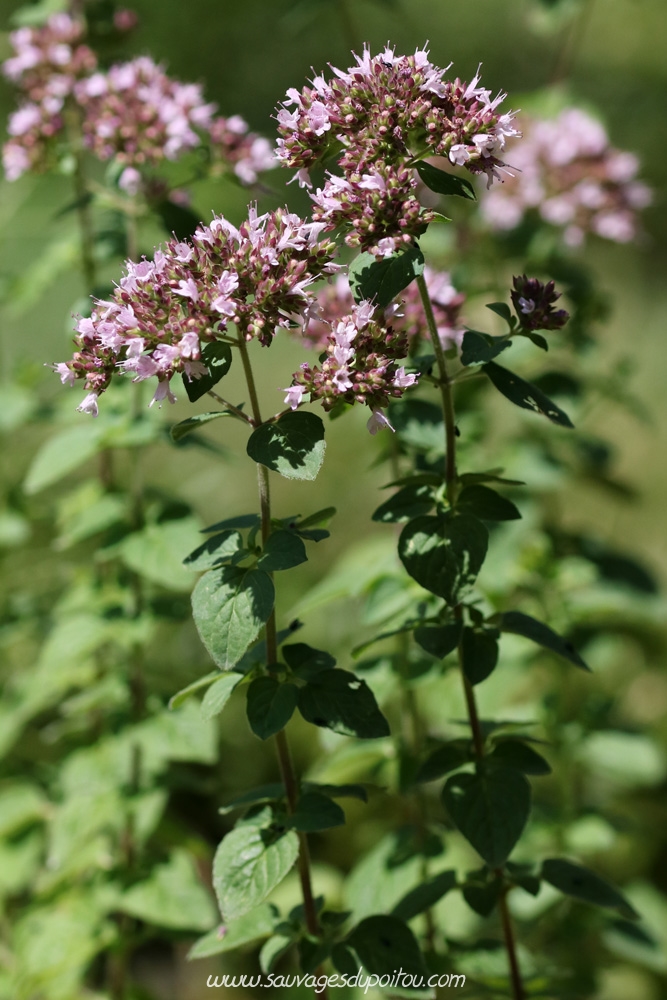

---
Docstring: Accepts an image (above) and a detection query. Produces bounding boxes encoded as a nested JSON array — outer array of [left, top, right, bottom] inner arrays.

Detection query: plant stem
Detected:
[[236, 336, 325, 988], [67, 109, 97, 294], [550, 0, 597, 84], [416, 275, 457, 500], [418, 274, 524, 999]]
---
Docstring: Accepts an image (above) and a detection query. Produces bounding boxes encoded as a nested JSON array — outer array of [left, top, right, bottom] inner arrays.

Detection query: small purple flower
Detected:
[[367, 409, 395, 435]]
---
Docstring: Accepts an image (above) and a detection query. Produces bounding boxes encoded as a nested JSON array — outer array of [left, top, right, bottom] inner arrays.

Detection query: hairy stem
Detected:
[[236, 336, 325, 987], [418, 275, 523, 998]]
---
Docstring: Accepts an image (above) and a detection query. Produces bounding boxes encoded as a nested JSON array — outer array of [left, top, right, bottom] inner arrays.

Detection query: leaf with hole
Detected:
[[297, 670, 389, 739], [483, 361, 574, 428]]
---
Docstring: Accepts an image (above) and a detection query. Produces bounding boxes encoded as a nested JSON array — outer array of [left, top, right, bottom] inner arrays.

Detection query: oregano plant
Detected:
[[1, 3, 664, 999]]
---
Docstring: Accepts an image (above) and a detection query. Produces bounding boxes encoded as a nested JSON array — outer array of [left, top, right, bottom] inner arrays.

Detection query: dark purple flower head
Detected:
[[511, 275, 569, 332]]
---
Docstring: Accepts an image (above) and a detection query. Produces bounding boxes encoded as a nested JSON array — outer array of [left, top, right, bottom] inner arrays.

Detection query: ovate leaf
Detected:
[[183, 342, 233, 402], [171, 410, 238, 442], [416, 160, 476, 200], [413, 621, 462, 659], [457, 484, 521, 521], [187, 903, 278, 959], [442, 767, 531, 866], [119, 850, 217, 931], [192, 566, 275, 669], [201, 672, 243, 721], [289, 792, 346, 832], [213, 821, 299, 921], [461, 627, 499, 686], [372, 483, 435, 523], [399, 514, 488, 604], [257, 530, 308, 571], [489, 739, 552, 776], [348, 245, 424, 308], [460, 330, 511, 366], [297, 670, 390, 739], [246, 678, 298, 740], [391, 870, 457, 922], [184, 529, 245, 571], [347, 914, 429, 979], [247, 411, 325, 481]]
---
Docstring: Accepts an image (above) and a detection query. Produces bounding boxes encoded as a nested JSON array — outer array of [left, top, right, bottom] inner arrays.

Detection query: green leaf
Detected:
[[288, 792, 346, 832], [416, 160, 476, 200], [521, 330, 549, 351], [297, 670, 390, 739], [489, 739, 552, 776], [168, 671, 219, 710], [117, 516, 202, 591], [247, 411, 326, 481], [213, 821, 299, 921], [457, 484, 521, 521], [236, 623, 303, 674], [459, 471, 525, 487], [460, 330, 511, 366], [192, 566, 275, 670], [461, 627, 499, 686], [187, 903, 278, 960], [202, 513, 261, 533], [282, 642, 336, 680], [258, 530, 308, 571], [391, 870, 457, 922], [347, 914, 429, 979], [24, 424, 106, 494], [119, 850, 217, 931], [372, 483, 436, 523], [201, 672, 243, 722], [462, 876, 503, 917], [184, 529, 245, 570], [442, 767, 531, 866], [260, 932, 297, 973], [171, 410, 238, 442], [219, 784, 285, 815], [297, 506, 337, 529], [183, 342, 233, 402], [483, 361, 574, 428], [413, 621, 462, 659], [348, 245, 424, 308], [399, 514, 488, 604], [303, 782, 369, 803], [388, 398, 444, 453], [416, 741, 472, 783], [246, 678, 298, 740], [497, 610, 590, 670], [486, 302, 514, 326], [541, 859, 639, 919]]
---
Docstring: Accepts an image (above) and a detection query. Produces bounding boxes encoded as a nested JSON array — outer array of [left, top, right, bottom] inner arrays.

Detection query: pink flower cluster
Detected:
[[302, 267, 466, 352], [2, 13, 96, 180], [208, 114, 277, 185], [286, 303, 417, 423], [275, 46, 519, 256], [2, 13, 275, 191], [75, 57, 215, 173], [53, 207, 339, 415], [480, 108, 651, 246], [511, 274, 569, 331]]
